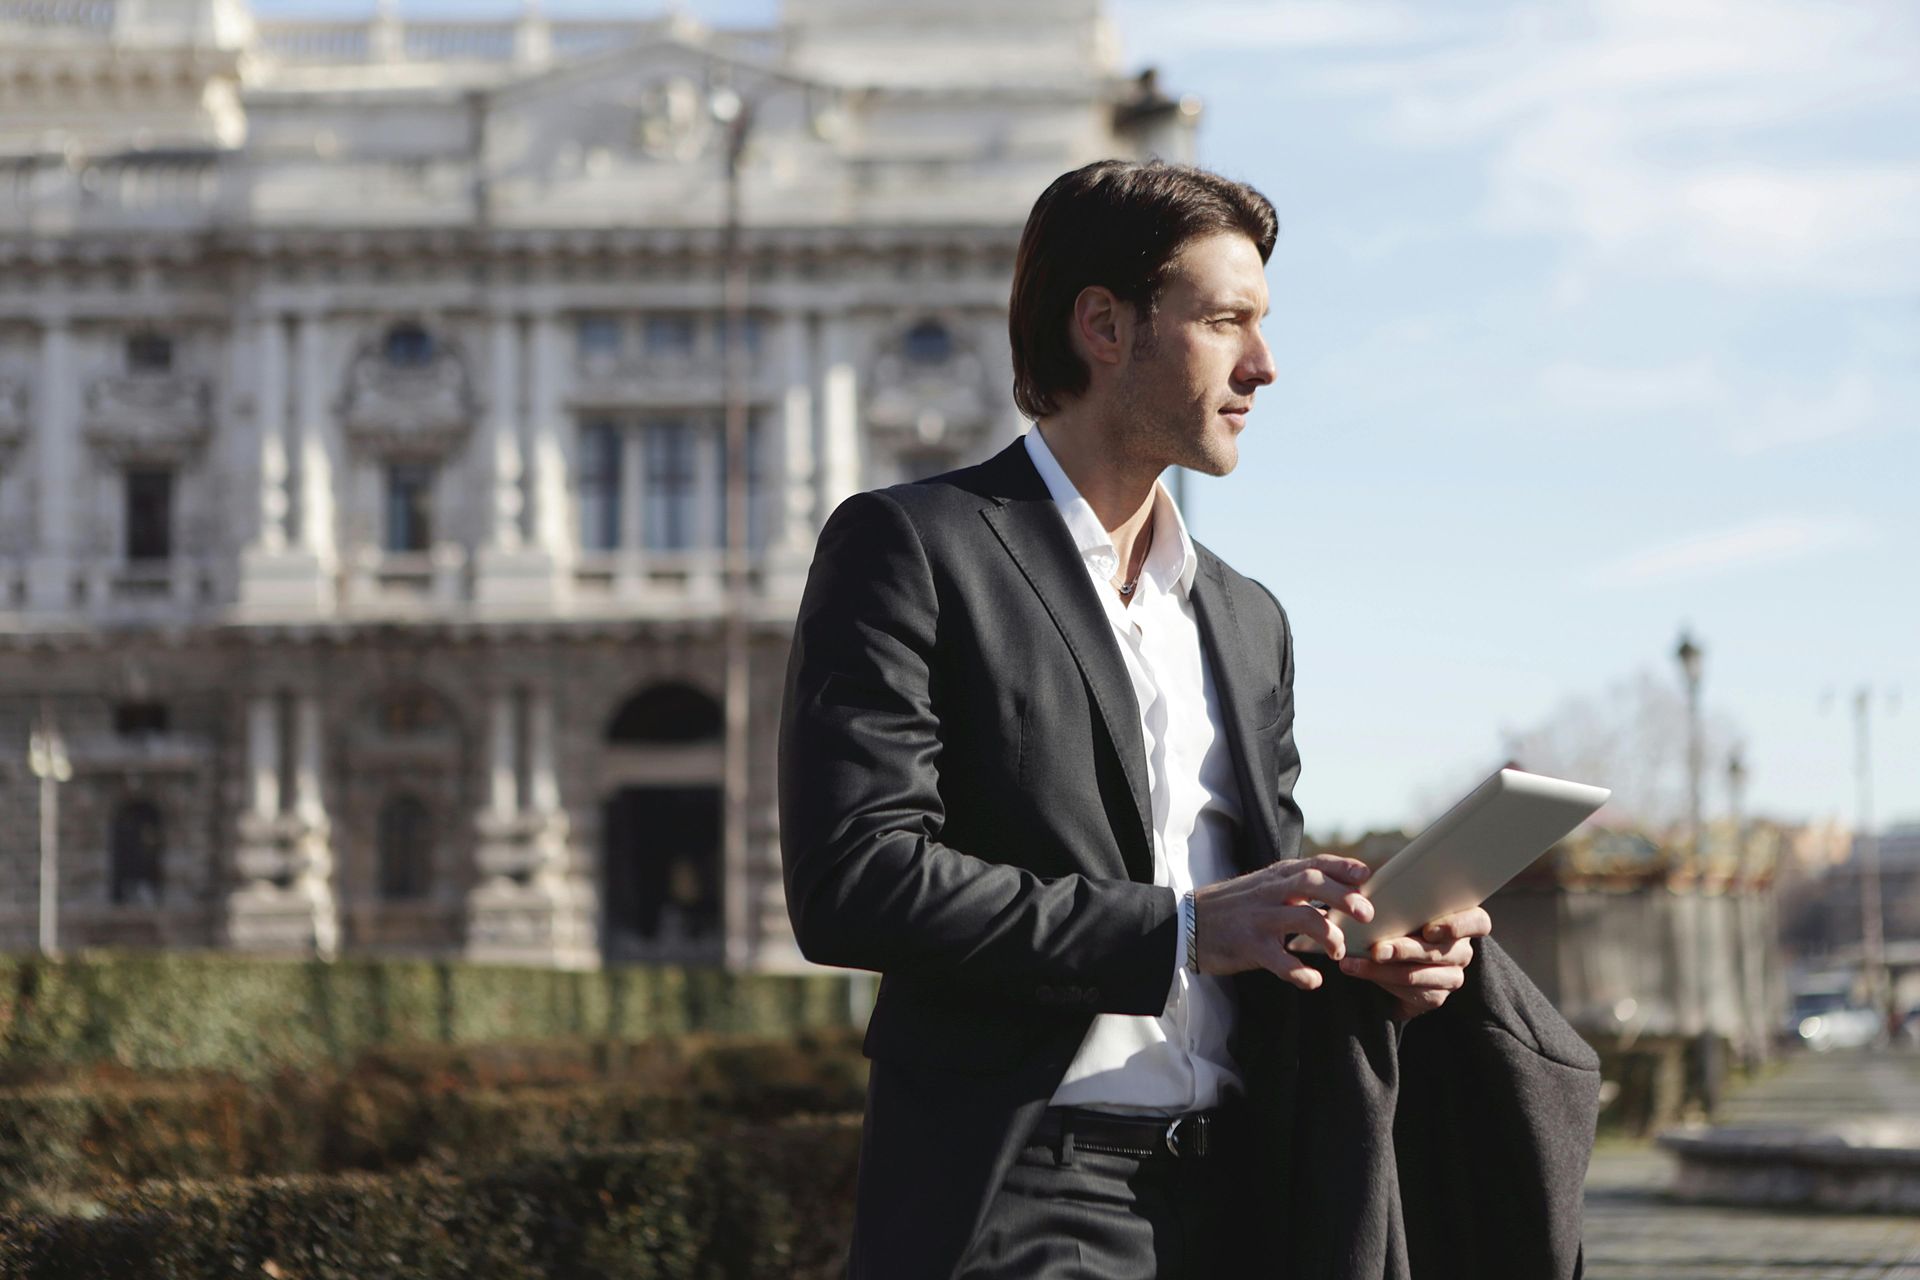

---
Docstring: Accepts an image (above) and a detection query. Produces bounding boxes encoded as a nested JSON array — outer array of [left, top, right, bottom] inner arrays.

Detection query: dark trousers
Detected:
[[954, 1119, 1264, 1279]]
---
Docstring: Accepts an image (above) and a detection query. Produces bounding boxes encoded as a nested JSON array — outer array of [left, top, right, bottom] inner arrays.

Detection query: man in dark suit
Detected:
[[778, 160, 1495, 1278]]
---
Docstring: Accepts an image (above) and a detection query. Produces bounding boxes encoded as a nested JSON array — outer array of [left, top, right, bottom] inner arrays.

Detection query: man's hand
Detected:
[[1336, 907, 1492, 1021], [1192, 856, 1375, 990]]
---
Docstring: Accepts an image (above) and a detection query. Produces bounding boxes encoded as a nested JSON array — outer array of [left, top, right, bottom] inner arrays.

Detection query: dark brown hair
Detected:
[[1008, 160, 1278, 420]]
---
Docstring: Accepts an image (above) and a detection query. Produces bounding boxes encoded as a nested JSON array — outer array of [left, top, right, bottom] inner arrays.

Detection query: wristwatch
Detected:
[[1180, 890, 1200, 973]]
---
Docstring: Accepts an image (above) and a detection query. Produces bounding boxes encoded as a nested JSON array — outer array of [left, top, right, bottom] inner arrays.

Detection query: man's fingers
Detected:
[[1273, 855, 1372, 888], [1337, 958, 1468, 991], [1280, 907, 1347, 961], [1366, 936, 1475, 967], [1420, 906, 1492, 944], [1260, 938, 1325, 991]]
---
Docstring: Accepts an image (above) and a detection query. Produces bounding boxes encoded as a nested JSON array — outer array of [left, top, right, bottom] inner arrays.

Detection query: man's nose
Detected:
[[1238, 328, 1277, 388]]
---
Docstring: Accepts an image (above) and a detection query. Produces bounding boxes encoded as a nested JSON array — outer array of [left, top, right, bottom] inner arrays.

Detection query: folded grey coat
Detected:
[[1244, 935, 1601, 1279]]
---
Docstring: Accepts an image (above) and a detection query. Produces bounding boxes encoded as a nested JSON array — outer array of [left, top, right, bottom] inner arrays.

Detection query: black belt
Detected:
[[1029, 1102, 1240, 1161]]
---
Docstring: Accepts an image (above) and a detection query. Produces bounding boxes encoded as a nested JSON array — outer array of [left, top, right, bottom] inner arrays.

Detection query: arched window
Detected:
[[383, 322, 435, 369], [902, 320, 953, 365], [377, 793, 432, 900], [607, 683, 722, 744], [110, 799, 164, 906]]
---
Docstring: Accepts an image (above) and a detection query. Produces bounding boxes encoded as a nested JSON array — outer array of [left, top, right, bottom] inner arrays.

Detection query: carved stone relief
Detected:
[[338, 328, 476, 461], [865, 317, 995, 455], [81, 372, 214, 463]]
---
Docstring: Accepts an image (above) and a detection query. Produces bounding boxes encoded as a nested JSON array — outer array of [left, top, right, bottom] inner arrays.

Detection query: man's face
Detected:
[[1112, 231, 1275, 477]]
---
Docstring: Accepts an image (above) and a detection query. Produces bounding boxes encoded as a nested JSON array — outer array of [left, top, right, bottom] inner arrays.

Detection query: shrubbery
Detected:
[[0, 953, 874, 1276], [1, 1030, 868, 1213], [0, 951, 859, 1080], [0, 1118, 863, 1280]]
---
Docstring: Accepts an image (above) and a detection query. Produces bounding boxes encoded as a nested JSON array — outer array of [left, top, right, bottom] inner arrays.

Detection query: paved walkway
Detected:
[[1582, 1048, 1920, 1279]]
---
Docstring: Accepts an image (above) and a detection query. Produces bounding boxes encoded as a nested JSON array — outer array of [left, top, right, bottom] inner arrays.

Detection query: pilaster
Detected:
[[26, 314, 76, 613], [819, 312, 863, 521], [237, 310, 331, 615], [465, 685, 597, 968], [474, 308, 561, 609], [226, 691, 341, 959]]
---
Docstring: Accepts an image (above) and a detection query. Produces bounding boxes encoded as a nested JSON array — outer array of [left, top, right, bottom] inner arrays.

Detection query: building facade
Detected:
[[0, 0, 1195, 968]]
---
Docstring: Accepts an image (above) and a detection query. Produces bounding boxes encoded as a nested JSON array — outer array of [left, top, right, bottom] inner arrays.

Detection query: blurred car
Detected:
[[1790, 990, 1884, 1051]]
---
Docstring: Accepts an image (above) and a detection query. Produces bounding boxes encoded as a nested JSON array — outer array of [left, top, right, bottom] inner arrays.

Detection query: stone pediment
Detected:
[[82, 372, 214, 463], [339, 332, 476, 460], [489, 36, 842, 177]]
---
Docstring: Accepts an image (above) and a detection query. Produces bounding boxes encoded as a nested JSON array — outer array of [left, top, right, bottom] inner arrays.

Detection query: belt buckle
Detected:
[[1163, 1113, 1209, 1159]]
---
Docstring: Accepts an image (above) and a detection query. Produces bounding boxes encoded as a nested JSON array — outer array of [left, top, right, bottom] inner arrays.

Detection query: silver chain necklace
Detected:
[[1116, 519, 1156, 599]]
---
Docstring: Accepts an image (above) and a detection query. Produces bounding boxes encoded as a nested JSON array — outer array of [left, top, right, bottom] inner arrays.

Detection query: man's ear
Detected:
[[1069, 285, 1133, 371]]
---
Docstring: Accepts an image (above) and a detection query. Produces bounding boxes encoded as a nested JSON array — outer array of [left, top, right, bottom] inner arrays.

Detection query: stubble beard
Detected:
[[1114, 352, 1239, 481]]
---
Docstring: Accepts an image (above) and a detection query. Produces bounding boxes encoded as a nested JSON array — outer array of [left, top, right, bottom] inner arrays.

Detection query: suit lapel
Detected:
[[1190, 554, 1286, 872], [978, 442, 1155, 883]]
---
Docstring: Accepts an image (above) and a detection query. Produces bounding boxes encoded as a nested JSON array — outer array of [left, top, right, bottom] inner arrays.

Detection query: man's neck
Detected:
[[1032, 419, 1159, 545]]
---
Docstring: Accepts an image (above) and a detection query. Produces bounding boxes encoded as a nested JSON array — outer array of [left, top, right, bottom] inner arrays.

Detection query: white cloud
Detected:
[[1724, 373, 1884, 456], [1538, 358, 1724, 413], [1275, 0, 1920, 294], [1111, 0, 1451, 60], [1587, 515, 1872, 589], [1535, 360, 1891, 454]]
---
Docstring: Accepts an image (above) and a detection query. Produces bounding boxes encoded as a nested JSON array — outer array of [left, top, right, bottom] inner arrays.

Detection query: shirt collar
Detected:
[[1023, 425, 1199, 598]]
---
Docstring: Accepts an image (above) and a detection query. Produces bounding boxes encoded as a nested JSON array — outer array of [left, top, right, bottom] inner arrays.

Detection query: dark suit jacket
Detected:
[[778, 437, 1598, 1279]]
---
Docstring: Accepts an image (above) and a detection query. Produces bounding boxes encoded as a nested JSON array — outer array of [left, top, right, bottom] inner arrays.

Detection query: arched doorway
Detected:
[[600, 682, 724, 965]]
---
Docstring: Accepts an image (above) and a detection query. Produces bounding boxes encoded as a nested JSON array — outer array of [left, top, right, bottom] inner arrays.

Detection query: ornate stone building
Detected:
[[0, 0, 1195, 967]]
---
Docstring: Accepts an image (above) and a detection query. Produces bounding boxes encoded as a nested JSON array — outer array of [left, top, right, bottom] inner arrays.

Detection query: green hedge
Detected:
[[0, 951, 859, 1080], [1, 1031, 869, 1212], [0, 1118, 863, 1280]]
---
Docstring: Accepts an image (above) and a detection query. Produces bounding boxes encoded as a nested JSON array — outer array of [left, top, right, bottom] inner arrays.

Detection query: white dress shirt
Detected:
[[1024, 425, 1248, 1115]]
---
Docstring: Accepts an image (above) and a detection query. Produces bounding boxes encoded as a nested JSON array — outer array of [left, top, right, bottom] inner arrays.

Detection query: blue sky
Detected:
[[261, 0, 1920, 840]]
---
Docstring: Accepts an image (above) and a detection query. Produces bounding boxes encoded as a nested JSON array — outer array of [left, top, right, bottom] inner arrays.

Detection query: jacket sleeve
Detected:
[[777, 489, 1179, 1015], [1254, 579, 1307, 863]]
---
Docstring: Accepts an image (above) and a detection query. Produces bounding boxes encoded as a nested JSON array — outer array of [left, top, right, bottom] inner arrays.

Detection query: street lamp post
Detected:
[[1674, 630, 1718, 1115], [713, 86, 755, 970], [1851, 687, 1888, 1027], [27, 701, 73, 958], [1727, 747, 1754, 1063]]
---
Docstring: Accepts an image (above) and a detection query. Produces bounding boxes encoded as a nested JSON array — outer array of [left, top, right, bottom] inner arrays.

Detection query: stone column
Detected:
[[766, 309, 817, 594], [238, 310, 331, 614], [466, 681, 596, 969], [486, 311, 524, 550], [818, 313, 862, 521], [524, 310, 574, 596], [255, 313, 290, 552], [527, 687, 560, 814], [293, 310, 336, 570], [246, 694, 280, 818], [486, 687, 518, 817], [691, 412, 723, 600], [26, 313, 75, 613], [227, 690, 339, 959], [615, 421, 646, 596], [475, 309, 558, 608]]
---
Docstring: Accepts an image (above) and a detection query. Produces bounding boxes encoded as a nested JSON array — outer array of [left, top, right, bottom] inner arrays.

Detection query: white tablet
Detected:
[[1331, 767, 1611, 950]]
